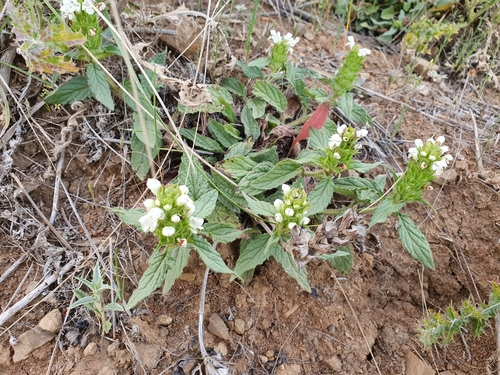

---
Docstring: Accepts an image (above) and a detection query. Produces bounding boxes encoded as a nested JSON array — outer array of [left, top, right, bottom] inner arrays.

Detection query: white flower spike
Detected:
[[269, 30, 283, 44], [358, 48, 371, 57], [346, 36, 355, 49]]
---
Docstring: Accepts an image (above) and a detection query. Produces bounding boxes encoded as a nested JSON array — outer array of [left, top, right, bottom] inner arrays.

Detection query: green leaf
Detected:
[[111, 207, 145, 230], [239, 162, 274, 195], [224, 140, 254, 159], [221, 156, 257, 179], [241, 105, 260, 140], [221, 77, 247, 98], [193, 189, 218, 218], [250, 160, 301, 194], [307, 178, 335, 216], [104, 302, 125, 312], [272, 247, 311, 292], [234, 234, 278, 280], [191, 235, 235, 275], [319, 247, 353, 273], [236, 61, 264, 79], [207, 119, 240, 148], [86, 63, 114, 110], [308, 87, 329, 103], [70, 295, 94, 310], [252, 81, 287, 112], [348, 160, 383, 173], [127, 246, 170, 309], [370, 199, 404, 227], [44, 77, 92, 105], [246, 97, 267, 118], [243, 193, 276, 217], [309, 127, 331, 151], [248, 57, 269, 68], [334, 176, 384, 199], [380, 6, 396, 19], [148, 50, 167, 65], [397, 214, 435, 270], [178, 153, 211, 201], [206, 202, 241, 228], [295, 149, 322, 164], [248, 146, 278, 164], [179, 128, 225, 153], [211, 172, 246, 211], [130, 133, 152, 180], [200, 222, 245, 243], [162, 246, 190, 294]]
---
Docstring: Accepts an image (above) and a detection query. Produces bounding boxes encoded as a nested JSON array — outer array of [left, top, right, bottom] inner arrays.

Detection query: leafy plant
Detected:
[[419, 281, 500, 347], [70, 263, 124, 334]]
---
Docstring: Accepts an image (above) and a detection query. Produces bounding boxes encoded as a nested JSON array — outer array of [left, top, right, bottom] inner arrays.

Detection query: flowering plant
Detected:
[[268, 30, 300, 72]]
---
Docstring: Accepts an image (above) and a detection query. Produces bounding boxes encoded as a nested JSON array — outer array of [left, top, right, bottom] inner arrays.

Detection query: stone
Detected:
[[323, 355, 342, 372], [38, 309, 63, 333], [107, 341, 121, 356], [129, 317, 166, 346], [134, 343, 163, 370], [13, 328, 54, 363], [275, 364, 301, 375], [405, 352, 435, 375], [438, 372, 454, 375], [265, 350, 274, 359], [258, 355, 268, 363], [156, 315, 173, 326], [214, 342, 228, 356], [436, 169, 458, 184], [84, 342, 98, 356], [235, 294, 247, 309], [455, 160, 466, 171], [234, 318, 246, 335], [207, 314, 229, 340], [0, 344, 11, 366], [179, 273, 196, 282], [412, 58, 439, 78]]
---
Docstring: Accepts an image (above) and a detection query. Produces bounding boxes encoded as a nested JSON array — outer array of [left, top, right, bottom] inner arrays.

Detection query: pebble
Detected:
[[234, 318, 246, 335], [258, 355, 268, 363], [265, 350, 274, 359], [179, 273, 196, 282], [84, 342, 98, 356], [405, 352, 435, 375], [235, 294, 247, 309], [207, 313, 229, 340], [38, 309, 63, 333], [12, 328, 54, 363], [156, 315, 173, 326], [214, 342, 228, 356], [323, 355, 342, 372]]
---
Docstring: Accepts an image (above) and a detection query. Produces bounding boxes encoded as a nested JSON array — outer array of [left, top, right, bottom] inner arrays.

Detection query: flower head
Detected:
[[346, 36, 355, 49], [139, 207, 164, 232], [358, 48, 371, 57], [269, 30, 283, 44], [328, 133, 342, 149]]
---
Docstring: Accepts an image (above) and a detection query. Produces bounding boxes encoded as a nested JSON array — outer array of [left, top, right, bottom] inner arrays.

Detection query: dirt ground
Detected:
[[1, 1, 500, 374]]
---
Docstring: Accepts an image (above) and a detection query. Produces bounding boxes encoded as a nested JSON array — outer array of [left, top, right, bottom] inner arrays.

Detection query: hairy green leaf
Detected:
[[250, 160, 301, 194], [234, 234, 278, 280], [236, 61, 264, 79], [180, 128, 225, 153], [200, 222, 245, 243], [295, 149, 323, 164], [86, 63, 114, 110], [193, 189, 218, 218], [307, 178, 335, 216], [309, 127, 330, 150], [207, 119, 240, 148], [349, 160, 383, 173], [239, 162, 275, 195], [319, 247, 353, 273], [211, 172, 246, 212], [222, 156, 257, 180], [221, 77, 247, 98], [243, 193, 276, 217], [162, 246, 190, 294], [246, 97, 267, 118], [338, 93, 374, 125], [111, 207, 145, 230], [272, 247, 311, 292], [248, 146, 279, 164], [370, 199, 404, 227], [241, 105, 261, 140], [130, 133, 152, 180], [397, 213, 435, 270], [177, 153, 212, 201], [44, 77, 92, 104], [224, 140, 254, 159], [191, 235, 235, 275], [252, 81, 287, 112]]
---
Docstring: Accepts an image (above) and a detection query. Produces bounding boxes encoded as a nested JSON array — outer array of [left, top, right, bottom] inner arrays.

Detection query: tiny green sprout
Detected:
[[70, 263, 124, 334]]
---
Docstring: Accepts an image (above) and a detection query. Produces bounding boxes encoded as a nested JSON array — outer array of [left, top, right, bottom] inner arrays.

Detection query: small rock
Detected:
[[156, 315, 173, 326], [304, 31, 315, 41], [405, 352, 435, 375], [135, 343, 164, 370], [362, 253, 374, 266], [258, 355, 268, 363], [416, 83, 430, 96], [323, 355, 342, 372], [179, 273, 196, 282], [436, 169, 458, 184], [107, 341, 121, 356], [83, 342, 98, 356], [234, 318, 246, 335], [439, 372, 454, 375], [276, 364, 301, 375], [38, 309, 63, 333], [207, 314, 229, 340], [13, 328, 54, 363], [235, 294, 247, 309], [0, 344, 11, 366], [214, 342, 228, 356], [412, 58, 439, 78], [455, 160, 466, 171], [98, 365, 115, 375], [265, 350, 274, 359]]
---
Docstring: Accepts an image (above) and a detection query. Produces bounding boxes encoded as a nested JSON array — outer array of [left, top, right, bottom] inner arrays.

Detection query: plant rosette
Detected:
[[273, 184, 310, 234], [139, 179, 204, 247]]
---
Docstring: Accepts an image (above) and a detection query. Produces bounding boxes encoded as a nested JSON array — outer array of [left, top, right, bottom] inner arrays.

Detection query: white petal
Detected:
[[162, 226, 176, 236], [414, 139, 424, 148], [346, 36, 355, 49], [179, 185, 189, 195], [356, 129, 368, 137], [333, 152, 341, 159], [301, 217, 310, 225], [440, 145, 449, 154], [171, 214, 181, 223], [189, 216, 204, 230], [143, 199, 156, 210], [408, 147, 418, 160], [282, 184, 291, 194], [147, 178, 162, 195], [288, 222, 297, 229], [328, 133, 342, 149], [274, 199, 284, 210], [358, 48, 371, 57], [149, 207, 164, 219], [436, 136, 445, 144], [337, 124, 347, 135], [275, 213, 283, 223], [285, 208, 294, 217]]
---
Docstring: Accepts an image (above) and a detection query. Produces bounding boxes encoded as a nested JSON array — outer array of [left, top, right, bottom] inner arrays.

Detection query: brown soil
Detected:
[[1, 1, 500, 375]]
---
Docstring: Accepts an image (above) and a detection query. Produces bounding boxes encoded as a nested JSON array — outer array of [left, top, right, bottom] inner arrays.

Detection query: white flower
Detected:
[[147, 178, 162, 195], [163, 204, 172, 211], [333, 152, 341, 159], [346, 36, 355, 49], [415, 139, 424, 148], [285, 208, 294, 217], [337, 124, 347, 135], [420, 151, 427, 157], [328, 133, 342, 149], [269, 30, 283, 44], [171, 214, 181, 223], [356, 129, 368, 138], [274, 199, 284, 210], [431, 160, 448, 175], [162, 226, 176, 237], [60, 0, 79, 19], [288, 222, 297, 229], [443, 154, 453, 163], [408, 147, 418, 160], [440, 145, 449, 154], [275, 213, 283, 223], [144, 199, 156, 210], [283, 33, 300, 48], [179, 185, 189, 195], [301, 217, 310, 225], [429, 155, 436, 161], [81, 0, 95, 14], [139, 207, 164, 232], [282, 184, 291, 195], [189, 216, 204, 233], [177, 194, 195, 213], [358, 48, 371, 57]]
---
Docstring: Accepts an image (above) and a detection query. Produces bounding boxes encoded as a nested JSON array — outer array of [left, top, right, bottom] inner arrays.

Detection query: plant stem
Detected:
[[198, 259, 213, 359]]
